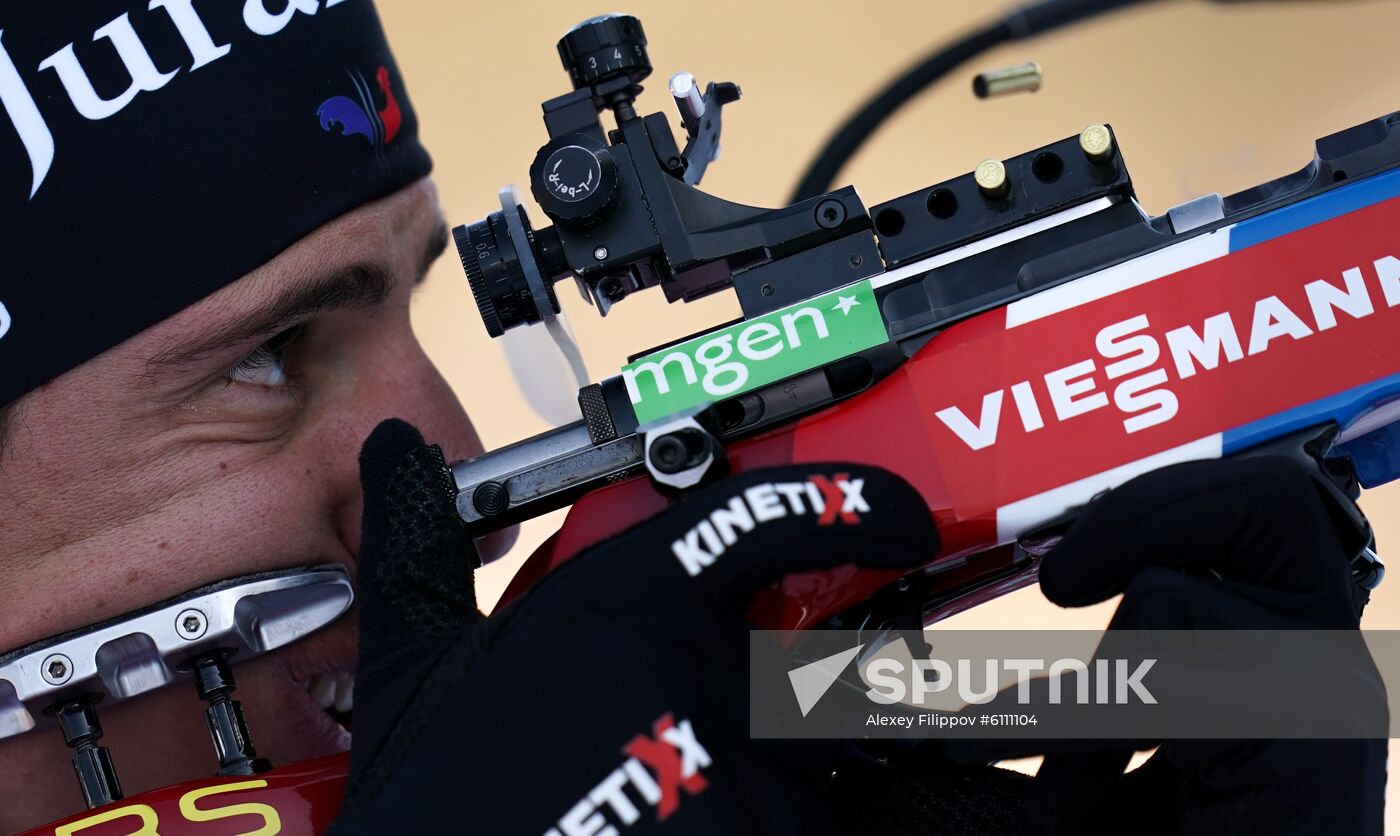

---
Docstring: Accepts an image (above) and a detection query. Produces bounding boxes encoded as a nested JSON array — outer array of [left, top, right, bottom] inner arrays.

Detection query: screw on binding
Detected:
[[51, 695, 122, 809], [186, 650, 271, 776]]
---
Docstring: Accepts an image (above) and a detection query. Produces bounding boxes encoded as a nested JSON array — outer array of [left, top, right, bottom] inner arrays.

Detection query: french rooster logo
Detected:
[[317, 66, 402, 156]]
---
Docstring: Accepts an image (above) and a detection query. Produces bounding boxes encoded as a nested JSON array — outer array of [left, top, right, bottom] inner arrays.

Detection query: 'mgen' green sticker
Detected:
[[622, 279, 888, 425]]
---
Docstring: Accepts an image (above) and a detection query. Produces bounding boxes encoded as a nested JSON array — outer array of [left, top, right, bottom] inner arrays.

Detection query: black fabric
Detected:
[[831, 753, 1030, 835], [334, 419, 943, 835], [346, 418, 485, 813], [947, 456, 1387, 835], [0, 0, 431, 404], [340, 424, 1386, 834]]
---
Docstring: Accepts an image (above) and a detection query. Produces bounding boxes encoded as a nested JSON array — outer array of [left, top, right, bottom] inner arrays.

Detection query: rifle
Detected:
[[450, 12, 1396, 632], [14, 7, 1400, 834]]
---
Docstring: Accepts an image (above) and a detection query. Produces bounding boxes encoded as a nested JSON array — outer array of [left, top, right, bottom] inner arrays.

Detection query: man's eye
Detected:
[[226, 326, 304, 387]]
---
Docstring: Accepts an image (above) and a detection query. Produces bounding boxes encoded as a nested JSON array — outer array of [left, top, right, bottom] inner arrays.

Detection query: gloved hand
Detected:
[[946, 455, 1387, 836], [330, 419, 942, 835]]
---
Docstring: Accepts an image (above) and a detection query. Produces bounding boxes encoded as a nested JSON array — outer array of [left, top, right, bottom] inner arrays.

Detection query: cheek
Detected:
[[0, 450, 348, 650], [110, 463, 347, 601]]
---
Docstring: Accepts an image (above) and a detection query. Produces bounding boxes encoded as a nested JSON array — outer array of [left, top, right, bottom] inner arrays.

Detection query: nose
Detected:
[[327, 331, 516, 565]]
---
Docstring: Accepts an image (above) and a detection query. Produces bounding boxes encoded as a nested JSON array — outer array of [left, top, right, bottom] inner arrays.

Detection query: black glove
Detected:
[[947, 455, 1387, 836], [330, 419, 942, 835]]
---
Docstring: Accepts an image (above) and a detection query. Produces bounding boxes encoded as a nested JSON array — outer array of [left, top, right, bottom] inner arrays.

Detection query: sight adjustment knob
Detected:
[[557, 14, 651, 91], [529, 134, 619, 227], [454, 207, 564, 337]]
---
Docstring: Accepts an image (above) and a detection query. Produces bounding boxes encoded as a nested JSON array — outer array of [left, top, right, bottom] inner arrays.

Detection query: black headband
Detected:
[[0, 0, 432, 405]]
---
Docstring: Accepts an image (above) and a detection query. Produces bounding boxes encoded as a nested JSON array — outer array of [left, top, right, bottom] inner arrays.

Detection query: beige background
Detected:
[[380, 0, 1400, 818]]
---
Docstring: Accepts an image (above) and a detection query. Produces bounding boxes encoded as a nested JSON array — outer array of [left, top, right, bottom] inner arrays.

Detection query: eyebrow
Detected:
[[418, 223, 450, 286], [146, 224, 450, 374]]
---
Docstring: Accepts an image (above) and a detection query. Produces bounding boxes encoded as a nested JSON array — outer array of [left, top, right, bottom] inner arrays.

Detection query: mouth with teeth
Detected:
[[304, 671, 354, 732]]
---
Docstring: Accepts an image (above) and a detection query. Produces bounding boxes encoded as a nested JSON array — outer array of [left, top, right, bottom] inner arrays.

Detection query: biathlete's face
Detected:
[[0, 178, 509, 832]]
